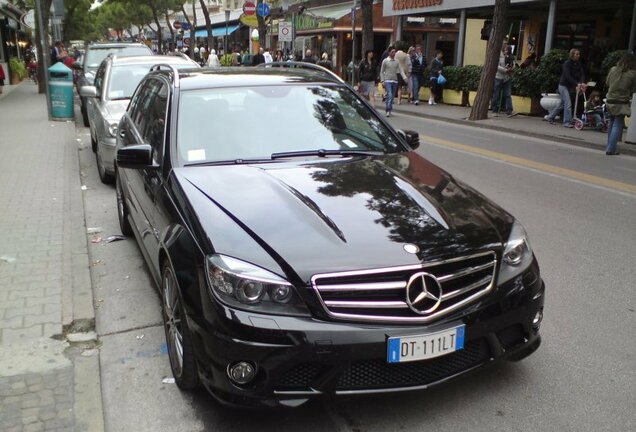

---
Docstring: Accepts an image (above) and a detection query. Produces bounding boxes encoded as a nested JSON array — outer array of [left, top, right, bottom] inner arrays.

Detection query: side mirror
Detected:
[[117, 144, 154, 169], [79, 85, 98, 98], [398, 129, 420, 150], [72, 61, 82, 70]]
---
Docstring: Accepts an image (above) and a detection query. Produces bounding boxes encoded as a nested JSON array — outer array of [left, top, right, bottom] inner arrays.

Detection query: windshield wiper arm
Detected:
[[271, 149, 383, 160], [184, 158, 272, 167]]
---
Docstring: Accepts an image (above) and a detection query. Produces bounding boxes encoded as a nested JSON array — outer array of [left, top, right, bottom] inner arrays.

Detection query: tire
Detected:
[[574, 119, 584, 131], [91, 132, 97, 153], [96, 150, 114, 184], [81, 99, 89, 127], [115, 173, 133, 236], [162, 261, 200, 390]]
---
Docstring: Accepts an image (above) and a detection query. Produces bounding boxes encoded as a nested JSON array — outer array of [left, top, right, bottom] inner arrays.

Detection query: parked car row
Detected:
[[78, 52, 545, 408]]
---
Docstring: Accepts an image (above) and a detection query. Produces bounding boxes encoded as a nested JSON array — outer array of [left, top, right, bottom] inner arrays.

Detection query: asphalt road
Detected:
[[77, 113, 636, 432]]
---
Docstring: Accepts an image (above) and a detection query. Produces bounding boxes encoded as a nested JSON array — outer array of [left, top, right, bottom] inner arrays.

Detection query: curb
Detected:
[[381, 104, 636, 157]]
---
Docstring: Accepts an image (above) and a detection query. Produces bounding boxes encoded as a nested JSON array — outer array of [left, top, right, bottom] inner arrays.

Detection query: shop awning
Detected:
[[307, 3, 353, 20], [194, 24, 240, 38]]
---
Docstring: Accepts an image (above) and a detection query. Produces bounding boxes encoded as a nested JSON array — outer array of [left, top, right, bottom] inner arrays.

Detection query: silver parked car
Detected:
[[80, 55, 199, 183]]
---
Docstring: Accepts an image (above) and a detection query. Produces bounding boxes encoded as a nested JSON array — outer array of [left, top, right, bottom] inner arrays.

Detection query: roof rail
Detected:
[[149, 63, 181, 88], [257, 61, 345, 84]]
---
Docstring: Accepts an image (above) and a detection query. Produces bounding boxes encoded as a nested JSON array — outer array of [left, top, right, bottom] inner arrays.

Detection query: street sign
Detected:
[[257, 2, 270, 17], [243, 2, 256, 15], [279, 21, 292, 42], [183, 37, 190, 46], [173, 21, 182, 29], [182, 22, 191, 31]]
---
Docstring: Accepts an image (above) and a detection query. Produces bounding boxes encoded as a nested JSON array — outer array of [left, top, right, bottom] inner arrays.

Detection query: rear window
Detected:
[[85, 46, 153, 68]]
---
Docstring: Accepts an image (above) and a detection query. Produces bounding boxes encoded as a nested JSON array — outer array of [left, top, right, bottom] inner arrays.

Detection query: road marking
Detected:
[[419, 134, 636, 195]]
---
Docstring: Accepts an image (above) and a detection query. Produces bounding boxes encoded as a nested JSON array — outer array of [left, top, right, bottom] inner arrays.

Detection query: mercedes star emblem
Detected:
[[406, 272, 443, 314]]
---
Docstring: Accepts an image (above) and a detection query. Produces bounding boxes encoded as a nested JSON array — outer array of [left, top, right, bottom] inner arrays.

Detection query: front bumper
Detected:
[[187, 271, 545, 408], [98, 136, 117, 174]]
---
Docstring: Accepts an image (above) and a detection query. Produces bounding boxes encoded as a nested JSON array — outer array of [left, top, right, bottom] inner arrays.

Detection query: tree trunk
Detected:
[[35, 0, 53, 94], [360, 0, 373, 56], [468, 0, 510, 121], [197, 0, 213, 53], [165, 12, 175, 41], [150, 4, 163, 52]]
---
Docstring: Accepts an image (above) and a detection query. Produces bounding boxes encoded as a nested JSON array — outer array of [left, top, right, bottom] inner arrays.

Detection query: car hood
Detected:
[[175, 154, 507, 280]]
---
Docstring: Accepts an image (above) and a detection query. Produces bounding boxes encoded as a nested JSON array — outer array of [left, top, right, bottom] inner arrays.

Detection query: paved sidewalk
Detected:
[[373, 99, 636, 156], [0, 83, 103, 431]]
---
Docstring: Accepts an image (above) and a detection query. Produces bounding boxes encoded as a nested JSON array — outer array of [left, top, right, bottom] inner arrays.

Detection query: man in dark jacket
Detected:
[[410, 45, 426, 105], [544, 48, 585, 127], [252, 47, 265, 66]]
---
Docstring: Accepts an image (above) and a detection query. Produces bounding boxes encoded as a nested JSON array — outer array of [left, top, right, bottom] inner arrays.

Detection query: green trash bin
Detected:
[[48, 62, 74, 120]]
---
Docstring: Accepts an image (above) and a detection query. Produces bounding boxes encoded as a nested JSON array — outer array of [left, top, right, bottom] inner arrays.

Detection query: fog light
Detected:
[[227, 361, 256, 385], [532, 310, 543, 330]]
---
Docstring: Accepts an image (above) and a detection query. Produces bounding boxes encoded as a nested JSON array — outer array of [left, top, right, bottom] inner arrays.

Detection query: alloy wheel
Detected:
[[163, 268, 184, 378]]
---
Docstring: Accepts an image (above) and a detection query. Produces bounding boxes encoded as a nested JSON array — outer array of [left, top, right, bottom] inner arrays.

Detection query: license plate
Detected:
[[387, 325, 465, 363]]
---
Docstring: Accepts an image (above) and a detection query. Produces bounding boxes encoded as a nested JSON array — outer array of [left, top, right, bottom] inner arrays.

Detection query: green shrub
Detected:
[[463, 65, 483, 91], [511, 67, 542, 97], [9, 57, 27, 79], [220, 54, 233, 67], [535, 49, 568, 93], [441, 65, 463, 91]]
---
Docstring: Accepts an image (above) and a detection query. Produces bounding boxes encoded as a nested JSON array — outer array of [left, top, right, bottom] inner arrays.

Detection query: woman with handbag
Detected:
[[429, 50, 444, 105], [604, 53, 636, 155]]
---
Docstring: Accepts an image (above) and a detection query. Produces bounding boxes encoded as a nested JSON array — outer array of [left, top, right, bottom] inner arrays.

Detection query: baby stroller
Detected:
[[573, 82, 609, 132]]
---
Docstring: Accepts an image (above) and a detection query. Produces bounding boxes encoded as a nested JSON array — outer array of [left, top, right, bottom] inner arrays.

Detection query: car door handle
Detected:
[[119, 130, 126, 138]]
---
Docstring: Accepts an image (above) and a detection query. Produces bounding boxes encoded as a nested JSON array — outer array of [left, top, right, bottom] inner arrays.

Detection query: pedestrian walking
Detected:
[[395, 45, 411, 105], [207, 49, 221, 68], [410, 45, 426, 105], [263, 48, 273, 64], [544, 48, 585, 128], [491, 40, 516, 117], [357, 50, 378, 102], [429, 50, 444, 105], [251, 48, 265, 66], [317, 52, 333, 71], [302, 49, 317, 64], [380, 48, 407, 117], [604, 52, 636, 155]]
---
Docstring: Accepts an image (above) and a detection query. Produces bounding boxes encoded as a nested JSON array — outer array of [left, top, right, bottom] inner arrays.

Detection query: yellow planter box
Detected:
[[417, 87, 431, 100], [443, 89, 467, 106], [511, 95, 542, 115]]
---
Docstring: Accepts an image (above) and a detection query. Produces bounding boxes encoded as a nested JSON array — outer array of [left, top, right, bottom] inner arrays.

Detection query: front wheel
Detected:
[[115, 173, 133, 236], [81, 99, 89, 127], [574, 119, 584, 131], [162, 261, 200, 390]]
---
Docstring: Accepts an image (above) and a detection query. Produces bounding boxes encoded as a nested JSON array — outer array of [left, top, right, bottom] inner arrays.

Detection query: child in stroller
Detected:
[[574, 87, 609, 132]]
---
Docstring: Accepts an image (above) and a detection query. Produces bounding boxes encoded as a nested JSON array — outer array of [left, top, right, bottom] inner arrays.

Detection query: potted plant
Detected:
[[534, 49, 568, 113], [442, 65, 469, 106], [510, 67, 543, 115], [9, 57, 27, 84]]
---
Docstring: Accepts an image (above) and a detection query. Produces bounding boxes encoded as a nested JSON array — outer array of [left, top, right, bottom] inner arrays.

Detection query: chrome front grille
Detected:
[[311, 251, 497, 323]]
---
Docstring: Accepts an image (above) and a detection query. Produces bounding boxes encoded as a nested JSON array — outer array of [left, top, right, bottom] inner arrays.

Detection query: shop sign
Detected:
[[392, 0, 442, 12], [293, 14, 334, 31]]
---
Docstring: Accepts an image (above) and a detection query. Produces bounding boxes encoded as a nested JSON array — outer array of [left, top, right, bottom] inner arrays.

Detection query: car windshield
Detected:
[[177, 85, 404, 165], [85, 46, 152, 68]]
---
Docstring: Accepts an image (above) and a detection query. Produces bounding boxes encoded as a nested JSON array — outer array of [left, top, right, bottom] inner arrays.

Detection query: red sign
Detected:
[[173, 21, 182, 29], [243, 2, 256, 15]]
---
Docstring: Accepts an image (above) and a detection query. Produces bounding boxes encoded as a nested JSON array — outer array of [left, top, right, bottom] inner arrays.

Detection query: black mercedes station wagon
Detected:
[[115, 64, 545, 408]]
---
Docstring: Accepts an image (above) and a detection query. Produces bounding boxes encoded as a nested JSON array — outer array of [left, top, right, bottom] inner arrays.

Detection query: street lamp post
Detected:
[[225, 10, 230, 59], [350, 0, 357, 87]]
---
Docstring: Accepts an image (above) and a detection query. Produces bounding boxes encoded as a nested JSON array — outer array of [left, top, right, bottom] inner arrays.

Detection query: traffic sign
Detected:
[[243, 2, 256, 15], [182, 22, 191, 31], [279, 21, 292, 42], [257, 2, 270, 17], [173, 21, 181, 29]]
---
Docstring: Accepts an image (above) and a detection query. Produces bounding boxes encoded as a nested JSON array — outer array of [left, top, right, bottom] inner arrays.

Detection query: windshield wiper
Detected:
[[271, 149, 383, 160], [184, 158, 273, 167]]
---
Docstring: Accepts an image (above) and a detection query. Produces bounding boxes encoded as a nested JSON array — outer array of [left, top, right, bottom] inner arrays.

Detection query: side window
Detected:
[[142, 81, 169, 165], [129, 80, 157, 133], [94, 63, 106, 97]]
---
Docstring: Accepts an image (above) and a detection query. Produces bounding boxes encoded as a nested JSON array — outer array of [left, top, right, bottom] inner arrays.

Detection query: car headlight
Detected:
[[106, 121, 118, 138], [498, 221, 533, 284], [205, 254, 310, 316]]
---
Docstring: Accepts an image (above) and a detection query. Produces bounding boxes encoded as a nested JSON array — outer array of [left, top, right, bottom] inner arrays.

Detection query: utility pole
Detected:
[[35, 0, 52, 120]]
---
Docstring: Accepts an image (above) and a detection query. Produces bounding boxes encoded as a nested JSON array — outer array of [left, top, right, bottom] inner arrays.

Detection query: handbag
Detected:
[[437, 73, 447, 85]]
